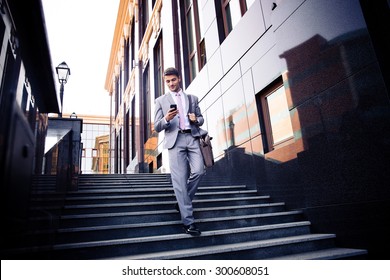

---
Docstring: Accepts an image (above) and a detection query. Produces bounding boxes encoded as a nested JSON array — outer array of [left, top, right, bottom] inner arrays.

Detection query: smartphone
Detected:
[[170, 104, 177, 110]]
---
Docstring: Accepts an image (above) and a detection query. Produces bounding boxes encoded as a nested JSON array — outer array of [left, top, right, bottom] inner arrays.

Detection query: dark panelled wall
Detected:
[[197, 0, 389, 259]]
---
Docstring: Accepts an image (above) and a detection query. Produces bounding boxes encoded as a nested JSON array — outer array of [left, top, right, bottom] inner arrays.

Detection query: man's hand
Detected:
[[165, 108, 178, 122], [188, 113, 197, 123]]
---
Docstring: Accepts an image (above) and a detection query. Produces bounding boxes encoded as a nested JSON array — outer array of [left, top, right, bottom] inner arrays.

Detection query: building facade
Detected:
[[105, 0, 390, 258]]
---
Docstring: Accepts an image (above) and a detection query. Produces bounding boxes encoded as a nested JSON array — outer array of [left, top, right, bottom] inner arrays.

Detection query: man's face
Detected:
[[164, 74, 181, 92]]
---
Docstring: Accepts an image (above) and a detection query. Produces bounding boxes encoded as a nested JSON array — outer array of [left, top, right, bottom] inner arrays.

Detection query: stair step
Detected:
[[60, 196, 272, 214], [268, 247, 368, 260], [78, 183, 174, 189], [108, 234, 337, 260], [47, 222, 313, 259], [54, 211, 305, 242], [50, 190, 258, 204], [60, 192, 270, 205], [31, 188, 256, 200], [80, 175, 169, 179], [75, 184, 249, 193], [67, 189, 257, 200], [57, 203, 287, 227]]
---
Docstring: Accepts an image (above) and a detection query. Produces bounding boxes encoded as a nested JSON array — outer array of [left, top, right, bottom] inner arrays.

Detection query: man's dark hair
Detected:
[[164, 67, 180, 77]]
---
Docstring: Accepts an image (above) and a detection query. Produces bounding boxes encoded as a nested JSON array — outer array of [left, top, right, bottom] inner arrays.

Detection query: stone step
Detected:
[[43, 188, 257, 201], [44, 222, 314, 259], [108, 234, 338, 260], [60, 196, 272, 214], [29, 190, 259, 206], [56, 203, 287, 228], [53, 211, 305, 243], [268, 247, 368, 260], [78, 181, 172, 188]]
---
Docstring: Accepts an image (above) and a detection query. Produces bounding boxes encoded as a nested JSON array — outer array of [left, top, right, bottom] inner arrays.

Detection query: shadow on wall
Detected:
[[201, 29, 390, 259]]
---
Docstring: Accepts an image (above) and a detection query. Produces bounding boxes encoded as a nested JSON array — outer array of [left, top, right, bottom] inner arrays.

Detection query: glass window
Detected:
[[220, 0, 251, 38], [141, 0, 149, 38], [266, 86, 294, 144], [182, 0, 207, 84], [187, 6, 196, 54], [0, 18, 5, 57], [257, 78, 294, 153], [225, 0, 241, 33], [199, 39, 206, 69], [131, 98, 136, 160], [154, 34, 164, 98], [190, 55, 198, 80], [143, 65, 151, 142]]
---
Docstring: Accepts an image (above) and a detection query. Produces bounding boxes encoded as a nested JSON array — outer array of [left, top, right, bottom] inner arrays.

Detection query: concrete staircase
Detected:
[[1, 174, 367, 260]]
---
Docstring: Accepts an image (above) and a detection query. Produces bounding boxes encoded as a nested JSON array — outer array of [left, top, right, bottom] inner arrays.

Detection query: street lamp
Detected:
[[55, 61, 71, 117]]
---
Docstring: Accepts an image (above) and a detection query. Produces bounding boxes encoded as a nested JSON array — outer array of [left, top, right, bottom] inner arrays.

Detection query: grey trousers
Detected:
[[168, 132, 205, 225]]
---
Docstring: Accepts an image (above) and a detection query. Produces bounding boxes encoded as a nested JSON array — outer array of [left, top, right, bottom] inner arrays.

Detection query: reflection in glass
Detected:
[[204, 97, 227, 158], [222, 79, 251, 148], [225, 0, 242, 33], [187, 6, 195, 54], [81, 123, 110, 174], [266, 86, 294, 144]]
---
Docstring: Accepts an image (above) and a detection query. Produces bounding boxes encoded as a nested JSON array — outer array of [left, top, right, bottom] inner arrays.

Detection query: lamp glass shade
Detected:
[[56, 61, 71, 84]]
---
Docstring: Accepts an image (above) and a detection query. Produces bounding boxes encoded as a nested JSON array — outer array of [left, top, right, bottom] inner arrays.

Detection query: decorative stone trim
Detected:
[[138, 0, 162, 64], [152, 10, 161, 38]]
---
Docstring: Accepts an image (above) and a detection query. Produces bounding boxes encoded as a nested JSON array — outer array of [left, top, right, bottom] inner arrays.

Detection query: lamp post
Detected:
[[55, 61, 71, 117]]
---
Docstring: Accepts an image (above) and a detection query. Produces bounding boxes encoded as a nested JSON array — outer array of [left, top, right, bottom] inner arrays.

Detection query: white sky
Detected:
[[41, 0, 120, 116]]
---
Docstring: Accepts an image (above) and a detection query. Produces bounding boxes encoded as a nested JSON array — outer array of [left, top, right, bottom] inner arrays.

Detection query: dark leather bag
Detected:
[[199, 134, 214, 167]]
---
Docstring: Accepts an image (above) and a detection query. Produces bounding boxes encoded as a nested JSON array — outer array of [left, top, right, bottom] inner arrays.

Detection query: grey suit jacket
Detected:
[[154, 92, 205, 149]]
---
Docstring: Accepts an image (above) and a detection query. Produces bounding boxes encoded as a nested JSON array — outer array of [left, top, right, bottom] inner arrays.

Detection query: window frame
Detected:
[[182, 0, 206, 84], [153, 33, 164, 99], [257, 77, 294, 153], [131, 98, 136, 160], [216, 0, 253, 37], [142, 64, 151, 143], [220, 0, 250, 38]]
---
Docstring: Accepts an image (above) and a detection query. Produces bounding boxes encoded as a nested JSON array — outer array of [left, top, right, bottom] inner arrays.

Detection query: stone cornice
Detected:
[[105, 0, 135, 94], [138, 0, 162, 64]]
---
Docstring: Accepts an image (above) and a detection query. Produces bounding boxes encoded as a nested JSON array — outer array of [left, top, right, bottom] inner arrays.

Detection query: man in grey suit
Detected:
[[154, 67, 205, 236]]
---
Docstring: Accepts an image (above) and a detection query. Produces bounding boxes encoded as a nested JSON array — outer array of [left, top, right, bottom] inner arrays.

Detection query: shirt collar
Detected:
[[170, 89, 183, 97]]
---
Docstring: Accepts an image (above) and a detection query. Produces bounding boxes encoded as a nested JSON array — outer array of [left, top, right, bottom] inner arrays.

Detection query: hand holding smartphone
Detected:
[[165, 104, 178, 122]]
